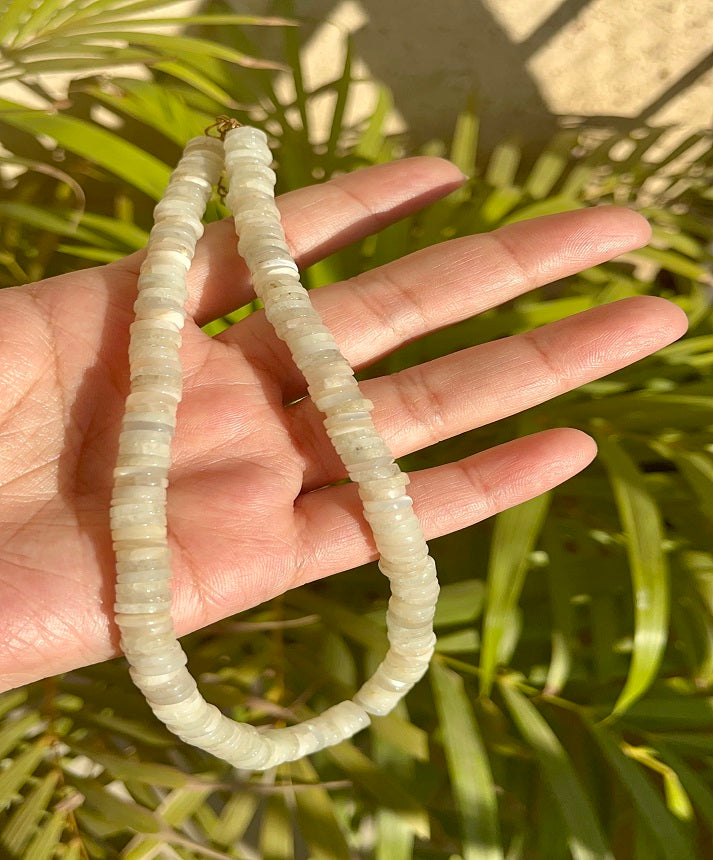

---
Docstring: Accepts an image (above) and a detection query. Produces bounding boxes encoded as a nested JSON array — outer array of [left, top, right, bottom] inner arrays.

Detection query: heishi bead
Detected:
[[112, 124, 439, 771]]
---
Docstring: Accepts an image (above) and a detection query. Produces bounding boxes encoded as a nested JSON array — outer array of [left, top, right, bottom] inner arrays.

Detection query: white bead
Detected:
[[114, 123, 439, 771]]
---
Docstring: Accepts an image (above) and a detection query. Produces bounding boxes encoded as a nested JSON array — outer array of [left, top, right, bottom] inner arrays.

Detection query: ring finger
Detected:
[[225, 206, 653, 400], [287, 294, 688, 492]]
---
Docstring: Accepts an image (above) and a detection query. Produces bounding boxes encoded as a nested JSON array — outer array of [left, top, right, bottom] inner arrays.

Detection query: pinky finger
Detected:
[[292, 428, 598, 587]]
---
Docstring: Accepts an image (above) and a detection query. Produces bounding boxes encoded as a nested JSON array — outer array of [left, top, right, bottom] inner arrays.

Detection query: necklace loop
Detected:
[[111, 122, 439, 769]]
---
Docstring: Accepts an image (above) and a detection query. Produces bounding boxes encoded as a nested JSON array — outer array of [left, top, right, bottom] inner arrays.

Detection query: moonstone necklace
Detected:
[[111, 117, 439, 770]]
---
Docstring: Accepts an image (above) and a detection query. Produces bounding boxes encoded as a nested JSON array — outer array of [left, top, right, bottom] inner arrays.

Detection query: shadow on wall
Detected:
[[285, 0, 560, 152], [248, 0, 713, 157]]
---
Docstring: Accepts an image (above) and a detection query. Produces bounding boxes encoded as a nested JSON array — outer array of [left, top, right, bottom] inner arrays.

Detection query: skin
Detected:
[[0, 157, 688, 693]]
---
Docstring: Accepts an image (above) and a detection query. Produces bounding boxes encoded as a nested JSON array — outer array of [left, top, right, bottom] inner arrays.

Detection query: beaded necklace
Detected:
[[111, 118, 439, 769]]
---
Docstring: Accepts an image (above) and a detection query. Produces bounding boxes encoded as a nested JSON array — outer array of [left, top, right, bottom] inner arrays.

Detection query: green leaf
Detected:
[[431, 661, 503, 859], [375, 808, 414, 860], [87, 78, 214, 147], [0, 202, 96, 242], [588, 722, 695, 858], [500, 684, 613, 860], [0, 712, 42, 759], [671, 450, 713, 520], [0, 690, 27, 720], [656, 744, 713, 834], [79, 211, 148, 249], [0, 739, 50, 811], [290, 758, 350, 860], [0, 770, 60, 855], [81, 710, 173, 746], [287, 589, 388, 655], [210, 791, 260, 847], [70, 776, 161, 833], [327, 742, 429, 839], [370, 712, 429, 762], [84, 751, 189, 789], [0, 100, 171, 199], [485, 139, 521, 187], [596, 435, 670, 715], [524, 135, 577, 199], [56, 244, 125, 262], [633, 246, 708, 281], [354, 85, 392, 162], [450, 96, 479, 178], [544, 553, 576, 696], [502, 196, 583, 224], [433, 579, 485, 627], [614, 696, 713, 731], [260, 793, 293, 860], [0, 0, 32, 44], [155, 784, 213, 826], [152, 60, 241, 109], [325, 38, 352, 168], [480, 492, 552, 696], [23, 810, 66, 860]]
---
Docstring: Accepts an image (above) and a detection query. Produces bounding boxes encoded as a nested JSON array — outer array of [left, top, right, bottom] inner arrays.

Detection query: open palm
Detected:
[[0, 157, 687, 692]]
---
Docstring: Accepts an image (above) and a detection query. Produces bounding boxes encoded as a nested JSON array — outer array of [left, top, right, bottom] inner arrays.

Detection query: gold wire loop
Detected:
[[204, 115, 242, 139]]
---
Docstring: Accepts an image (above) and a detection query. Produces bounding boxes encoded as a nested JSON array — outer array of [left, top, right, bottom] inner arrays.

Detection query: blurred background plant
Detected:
[[1, 0, 712, 857]]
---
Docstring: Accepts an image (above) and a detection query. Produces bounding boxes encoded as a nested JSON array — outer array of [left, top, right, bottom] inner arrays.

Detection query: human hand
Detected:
[[0, 157, 688, 692]]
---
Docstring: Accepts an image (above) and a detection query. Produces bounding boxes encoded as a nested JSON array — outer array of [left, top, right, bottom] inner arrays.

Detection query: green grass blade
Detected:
[[500, 684, 613, 860], [596, 435, 669, 715], [450, 95, 479, 178], [431, 661, 503, 859], [56, 244, 125, 262], [523, 133, 577, 200], [327, 742, 429, 839], [260, 793, 293, 860], [370, 712, 429, 761], [670, 450, 713, 520], [485, 139, 521, 187], [544, 550, 576, 695], [0, 0, 31, 43], [588, 723, 695, 858], [375, 808, 414, 860], [287, 589, 387, 654], [78, 211, 148, 250], [211, 791, 260, 847], [70, 776, 161, 833], [152, 60, 240, 110], [12, 0, 69, 45], [354, 84, 393, 162], [0, 100, 170, 199], [634, 246, 708, 281], [656, 744, 713, 834], [433, 579, 485, 627], [23, 810, 66, 860], [0, 690, 27, 720], [480, 492, 552, 696], [0, 202, 97, 242], [0, 739, 49, 811], [290, 758, 350, 860], [325, 37, 352, 169], [85, 751, 189, 788], [0, 712, 42, 759], [87, 78, 214, 146], [0, 770, 59, 855]]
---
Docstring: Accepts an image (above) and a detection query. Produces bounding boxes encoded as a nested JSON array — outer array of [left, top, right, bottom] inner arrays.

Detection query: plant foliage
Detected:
[[1, 1, 712, 857]]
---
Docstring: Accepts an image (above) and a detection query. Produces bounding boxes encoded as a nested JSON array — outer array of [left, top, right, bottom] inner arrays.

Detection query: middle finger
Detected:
[[223, 206, 651, 399], [287, 294, 687, 492]]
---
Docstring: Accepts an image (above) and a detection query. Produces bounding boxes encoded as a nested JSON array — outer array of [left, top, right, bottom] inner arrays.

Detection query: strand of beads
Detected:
[[111, 121, 439, 770]]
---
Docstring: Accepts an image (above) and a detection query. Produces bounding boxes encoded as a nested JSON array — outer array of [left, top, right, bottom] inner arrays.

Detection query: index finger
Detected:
[[108, 157, 466, 326]]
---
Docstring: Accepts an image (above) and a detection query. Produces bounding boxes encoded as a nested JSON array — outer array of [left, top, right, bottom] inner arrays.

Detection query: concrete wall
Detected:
[[247, 0, 713, 152]]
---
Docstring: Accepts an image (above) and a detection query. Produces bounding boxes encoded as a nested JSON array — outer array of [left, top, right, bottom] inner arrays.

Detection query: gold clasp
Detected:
[[204, 115, 242, 140]]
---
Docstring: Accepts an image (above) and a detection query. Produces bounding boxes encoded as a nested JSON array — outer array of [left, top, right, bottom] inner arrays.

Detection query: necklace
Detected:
[[111, 117, 439, 770]]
